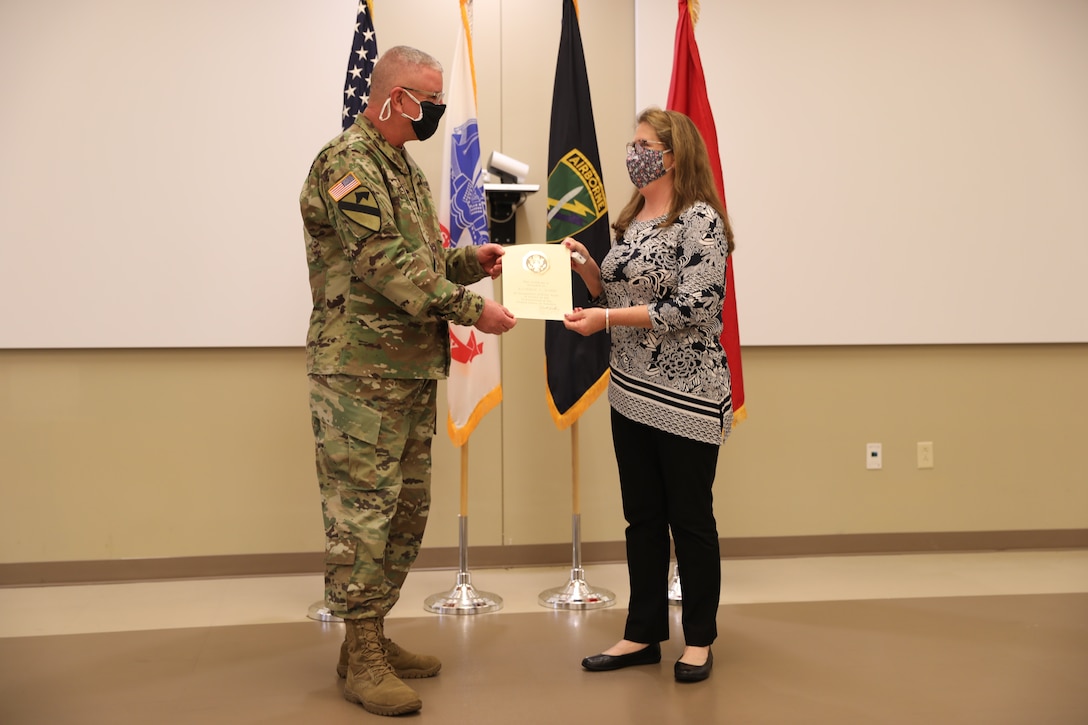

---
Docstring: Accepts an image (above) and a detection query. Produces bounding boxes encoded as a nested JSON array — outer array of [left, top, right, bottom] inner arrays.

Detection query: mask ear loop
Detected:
[[399, 89, 424, 123], [377, 89, 424, 122]]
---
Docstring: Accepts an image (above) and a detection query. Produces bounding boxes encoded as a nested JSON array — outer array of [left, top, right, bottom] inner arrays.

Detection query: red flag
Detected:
[[666, 0, 746, 423]]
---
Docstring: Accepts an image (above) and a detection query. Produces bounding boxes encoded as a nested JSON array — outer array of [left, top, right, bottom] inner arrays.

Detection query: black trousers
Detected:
[[611, 408, 721, 647]]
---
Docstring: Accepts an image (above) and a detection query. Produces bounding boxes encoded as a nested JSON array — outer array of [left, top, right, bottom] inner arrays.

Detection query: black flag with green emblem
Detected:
[[544, 0, 611, 429]]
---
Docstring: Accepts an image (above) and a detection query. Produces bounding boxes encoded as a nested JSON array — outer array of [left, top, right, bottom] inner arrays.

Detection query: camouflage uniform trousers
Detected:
[[309, 374, 437, 620]]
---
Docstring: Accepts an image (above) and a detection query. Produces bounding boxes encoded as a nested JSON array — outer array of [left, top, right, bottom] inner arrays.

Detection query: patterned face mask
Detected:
[[625, 143, 671, 189]]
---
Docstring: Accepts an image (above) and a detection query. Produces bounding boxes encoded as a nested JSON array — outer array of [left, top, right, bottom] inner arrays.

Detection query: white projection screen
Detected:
[[0, 0, 346, 348], [635, 0, 1088, 345], [1, 0, 1086, 348]]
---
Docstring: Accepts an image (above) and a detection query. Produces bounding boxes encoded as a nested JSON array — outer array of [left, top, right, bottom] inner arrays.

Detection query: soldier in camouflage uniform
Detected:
[[300, 45, 516, 717]]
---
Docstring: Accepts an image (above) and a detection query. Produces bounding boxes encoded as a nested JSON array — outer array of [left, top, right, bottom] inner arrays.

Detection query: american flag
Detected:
[[342, 0, 378, 130], [328, 172, 361, 201]]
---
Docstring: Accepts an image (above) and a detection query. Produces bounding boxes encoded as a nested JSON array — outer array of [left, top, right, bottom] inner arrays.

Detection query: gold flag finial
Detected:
[[689, 0, 700, 26]]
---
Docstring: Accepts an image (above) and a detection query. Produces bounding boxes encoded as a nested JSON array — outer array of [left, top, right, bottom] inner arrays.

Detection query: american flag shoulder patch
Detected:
[[328, 172, 362, 202]]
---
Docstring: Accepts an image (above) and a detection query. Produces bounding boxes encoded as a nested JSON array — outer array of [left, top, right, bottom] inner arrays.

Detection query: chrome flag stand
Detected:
[[668, 561, 683, 604], [423, 516, 502, 614], [539, 421, 615, 610], [424, 445, 502, 614], [306, 600, 342, 623]]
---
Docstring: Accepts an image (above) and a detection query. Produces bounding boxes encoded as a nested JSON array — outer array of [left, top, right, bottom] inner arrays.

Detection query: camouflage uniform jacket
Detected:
[[301, 115, 487, 379]]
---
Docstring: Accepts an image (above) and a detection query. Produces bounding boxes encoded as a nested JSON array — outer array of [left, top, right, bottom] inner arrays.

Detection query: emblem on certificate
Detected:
[[523, 251, 550, 274], [502, 244, 574, 321]]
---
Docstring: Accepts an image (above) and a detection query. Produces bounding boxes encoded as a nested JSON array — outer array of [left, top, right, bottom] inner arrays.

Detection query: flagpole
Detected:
[[538, 421, 615, 609], [424, 441, 502, 614], [572, 421, 580, 516]]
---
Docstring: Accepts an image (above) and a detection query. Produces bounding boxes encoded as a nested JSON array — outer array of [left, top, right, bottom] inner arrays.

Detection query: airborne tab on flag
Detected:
[[546, 149, 607, 240]]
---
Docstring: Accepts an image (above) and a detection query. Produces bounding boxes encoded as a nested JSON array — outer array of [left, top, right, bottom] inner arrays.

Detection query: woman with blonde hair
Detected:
[[563, 107, 734, 683]]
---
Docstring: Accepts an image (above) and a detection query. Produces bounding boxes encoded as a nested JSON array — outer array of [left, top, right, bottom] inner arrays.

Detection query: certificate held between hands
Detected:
[[501, 244, 574, 321]]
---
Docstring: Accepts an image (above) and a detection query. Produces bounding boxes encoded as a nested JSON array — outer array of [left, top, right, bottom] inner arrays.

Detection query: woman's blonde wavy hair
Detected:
[[612, 107, 734, 254]]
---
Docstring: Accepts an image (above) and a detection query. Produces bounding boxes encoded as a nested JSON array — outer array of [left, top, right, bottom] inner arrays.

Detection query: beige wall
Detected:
[[3, 342, 1086, 564], [2, 1, 1086, 565]]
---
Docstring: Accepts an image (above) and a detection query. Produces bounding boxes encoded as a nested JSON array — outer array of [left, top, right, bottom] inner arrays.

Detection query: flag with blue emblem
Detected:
[[342, 0, 378, 129], [441, 0, 501, 446]]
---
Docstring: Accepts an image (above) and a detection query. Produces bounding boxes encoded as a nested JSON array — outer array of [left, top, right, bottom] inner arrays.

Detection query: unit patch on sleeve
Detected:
[[337, 186, 381, 232]]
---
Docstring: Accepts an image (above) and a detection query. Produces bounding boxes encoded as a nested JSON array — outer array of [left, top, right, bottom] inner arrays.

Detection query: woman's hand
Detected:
[[563, 306, 607, 337], [563, 238, 590, 269], [562, 237, 603, 298]]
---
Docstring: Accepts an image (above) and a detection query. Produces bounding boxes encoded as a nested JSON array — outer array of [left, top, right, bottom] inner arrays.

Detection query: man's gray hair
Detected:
[[370, 46, 443, 100]]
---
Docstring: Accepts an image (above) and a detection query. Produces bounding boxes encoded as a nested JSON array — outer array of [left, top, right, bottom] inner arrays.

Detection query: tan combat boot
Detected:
[[343, 619, 422, 716], [382, 637, 442, 678], [337, 630, 442, 679]]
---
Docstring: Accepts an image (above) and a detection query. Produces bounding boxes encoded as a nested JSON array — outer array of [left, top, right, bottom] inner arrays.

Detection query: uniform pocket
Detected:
[[309, 378, 382, 445], [325, 536, 358, 566]]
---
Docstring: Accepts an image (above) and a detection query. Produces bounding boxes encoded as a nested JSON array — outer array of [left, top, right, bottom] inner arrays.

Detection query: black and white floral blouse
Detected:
[[599, 200, 733, 445]]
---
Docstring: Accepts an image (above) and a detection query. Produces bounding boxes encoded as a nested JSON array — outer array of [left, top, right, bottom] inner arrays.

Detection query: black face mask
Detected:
[[383, 90, 445, 141], [407, 99, 445, 141]]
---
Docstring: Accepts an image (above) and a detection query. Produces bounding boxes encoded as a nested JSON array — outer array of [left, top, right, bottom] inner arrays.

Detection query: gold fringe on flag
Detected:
[[689, 0, 700, 26]]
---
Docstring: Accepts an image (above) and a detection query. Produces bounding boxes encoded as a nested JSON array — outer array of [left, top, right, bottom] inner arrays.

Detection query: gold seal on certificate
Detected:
[[502, 244, 573, 320]]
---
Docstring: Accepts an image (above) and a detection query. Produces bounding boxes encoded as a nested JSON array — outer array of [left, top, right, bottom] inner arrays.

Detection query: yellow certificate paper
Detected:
[[501, 244, 573, 321]]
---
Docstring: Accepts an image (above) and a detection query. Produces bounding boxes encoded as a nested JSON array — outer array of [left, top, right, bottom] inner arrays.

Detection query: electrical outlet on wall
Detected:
[[917, 441, 934, 469], [866, 442, 883, 470]]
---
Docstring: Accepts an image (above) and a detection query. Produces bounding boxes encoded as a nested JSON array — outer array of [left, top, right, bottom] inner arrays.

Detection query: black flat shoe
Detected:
[[581, 642, 662, 671], [674, 648, 713, 682]]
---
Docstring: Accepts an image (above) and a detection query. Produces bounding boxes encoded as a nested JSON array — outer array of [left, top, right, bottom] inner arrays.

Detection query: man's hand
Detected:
[[474, 297, 517, 334], [475, 243, 506, 279]]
